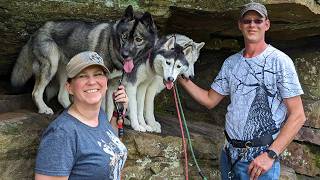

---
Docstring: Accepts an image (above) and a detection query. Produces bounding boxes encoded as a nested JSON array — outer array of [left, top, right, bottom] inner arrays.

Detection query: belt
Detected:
[[224, 130, 274, 148]]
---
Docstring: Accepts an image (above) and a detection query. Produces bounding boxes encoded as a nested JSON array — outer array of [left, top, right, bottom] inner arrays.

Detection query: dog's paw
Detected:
[[150, 121, 161, 133], [38, 107, 54, 115], [123, 117, 131, 126], [131, 124, 146, 132], [143, 124, 153, 132]]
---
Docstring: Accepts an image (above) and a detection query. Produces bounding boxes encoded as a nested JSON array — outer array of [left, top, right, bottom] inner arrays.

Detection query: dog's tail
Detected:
[[11, 40, 33, 87]]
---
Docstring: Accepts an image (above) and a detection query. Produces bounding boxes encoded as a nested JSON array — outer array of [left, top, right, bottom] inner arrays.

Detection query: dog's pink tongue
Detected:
[[165, 81, 174, 90], [123, 58, 134, 73]]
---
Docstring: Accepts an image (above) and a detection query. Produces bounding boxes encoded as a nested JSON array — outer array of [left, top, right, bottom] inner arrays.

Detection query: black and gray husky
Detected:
[[10, 5, 158, 114]]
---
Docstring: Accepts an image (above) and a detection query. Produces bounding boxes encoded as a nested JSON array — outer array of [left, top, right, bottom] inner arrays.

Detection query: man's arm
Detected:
[[269, 95, 306, 154], [178, 78, 225, 109], [248, 95, 306, 179]]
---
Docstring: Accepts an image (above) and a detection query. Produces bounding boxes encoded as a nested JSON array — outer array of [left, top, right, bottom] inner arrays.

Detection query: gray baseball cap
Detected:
[[66, 51, 110, 78], [240, 2, 268, 18]]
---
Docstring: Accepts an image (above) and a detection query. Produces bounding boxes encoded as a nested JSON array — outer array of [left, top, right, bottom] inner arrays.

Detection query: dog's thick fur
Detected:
[[141, 34, 205, 132], [171, 34, 205, 79], [11, 5, 157, 114], [113, 34, 205, 133], [106, 36, 189, 132]]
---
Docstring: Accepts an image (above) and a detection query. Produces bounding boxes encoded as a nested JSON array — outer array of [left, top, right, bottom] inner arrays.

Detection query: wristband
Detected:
[[113, 111, 119, 118]]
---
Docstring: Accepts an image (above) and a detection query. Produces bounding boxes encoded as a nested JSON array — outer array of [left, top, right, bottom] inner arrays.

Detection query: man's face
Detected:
[[238, 11, 270, 44]]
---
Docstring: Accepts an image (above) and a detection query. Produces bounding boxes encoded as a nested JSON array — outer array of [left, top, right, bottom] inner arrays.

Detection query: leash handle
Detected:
[[113, 92, 124, 138], [114, 72, 125, 115], [113, 72, 126, 138]]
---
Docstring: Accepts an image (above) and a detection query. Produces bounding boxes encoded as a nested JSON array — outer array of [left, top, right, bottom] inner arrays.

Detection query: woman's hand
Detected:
[[113, 85, 129, 112]]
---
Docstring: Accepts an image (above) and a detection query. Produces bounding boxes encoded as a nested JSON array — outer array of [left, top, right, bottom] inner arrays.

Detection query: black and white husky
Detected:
[[10, 5, 157, 114], [142, 34, 205, 132]]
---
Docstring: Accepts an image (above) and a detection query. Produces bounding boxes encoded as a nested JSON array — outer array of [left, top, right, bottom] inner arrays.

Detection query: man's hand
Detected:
[[247, 152, 274, 180]]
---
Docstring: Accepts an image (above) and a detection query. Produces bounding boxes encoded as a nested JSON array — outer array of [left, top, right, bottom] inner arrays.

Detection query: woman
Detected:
[[35, 51, 128, 180]]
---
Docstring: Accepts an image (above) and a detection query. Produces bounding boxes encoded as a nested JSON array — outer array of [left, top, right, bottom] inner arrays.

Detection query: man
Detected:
[[178, 2, 305, 180]]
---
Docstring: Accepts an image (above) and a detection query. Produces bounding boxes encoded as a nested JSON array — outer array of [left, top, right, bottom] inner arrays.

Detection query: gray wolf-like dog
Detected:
[[106, 36, 190, 132], [11, 5, 157, 114]]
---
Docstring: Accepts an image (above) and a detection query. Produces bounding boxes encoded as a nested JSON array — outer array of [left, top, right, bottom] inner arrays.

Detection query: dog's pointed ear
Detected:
[[140, 12, 152, 25], [196, 42, 205, 51], [183, 45, 193, 59], [123, 5, 134, 21], [163, 36, 175, 50], [140, 12, 157, 31]]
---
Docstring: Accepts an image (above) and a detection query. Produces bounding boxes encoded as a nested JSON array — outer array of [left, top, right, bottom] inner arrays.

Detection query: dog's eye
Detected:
[[135, 37, 143, 42], [166, 61, 171, 65], [177, 65, 181, 68]]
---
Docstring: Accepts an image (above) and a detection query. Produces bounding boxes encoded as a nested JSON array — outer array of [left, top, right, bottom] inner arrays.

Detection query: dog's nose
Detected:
[[167, 77, 174, 82], [189, 75, 194, 80], [122, 54, 129, 59], [121, 50, 129, 59]]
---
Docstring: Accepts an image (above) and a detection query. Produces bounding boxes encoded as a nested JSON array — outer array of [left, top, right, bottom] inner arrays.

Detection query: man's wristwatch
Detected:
[[266, 149, 278, 160]]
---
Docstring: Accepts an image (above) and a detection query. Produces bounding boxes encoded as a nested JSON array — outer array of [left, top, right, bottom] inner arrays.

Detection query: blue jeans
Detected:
[[220, 148, 280, 180]]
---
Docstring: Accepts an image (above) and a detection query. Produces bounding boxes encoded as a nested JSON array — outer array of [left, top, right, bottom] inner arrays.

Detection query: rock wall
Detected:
[[0, 0, 320, 179]]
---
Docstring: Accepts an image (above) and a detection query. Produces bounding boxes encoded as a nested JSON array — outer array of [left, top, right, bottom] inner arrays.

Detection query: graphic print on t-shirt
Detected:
[[97, 129, 127, 180], [243, 84, 278, 140], [240, 53, 279, 140]]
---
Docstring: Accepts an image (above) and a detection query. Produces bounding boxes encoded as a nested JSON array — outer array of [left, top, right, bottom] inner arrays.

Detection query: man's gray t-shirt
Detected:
[[35, 109, 127, 180], [211, 45, 303, 141]]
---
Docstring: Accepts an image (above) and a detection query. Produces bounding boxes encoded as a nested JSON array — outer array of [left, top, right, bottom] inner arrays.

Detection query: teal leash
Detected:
[[174, 82, 208, 180]]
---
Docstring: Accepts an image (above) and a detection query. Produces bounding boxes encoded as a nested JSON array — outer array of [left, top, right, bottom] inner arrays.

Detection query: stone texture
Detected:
[[294, 51, 320, 101], [289, 48, 320, 129], [295, 126, 320, 146], [122, 129, 185, 179], [304, 99, 320, 128], [0, 94, 36, 113], [280, 165, 298, 180], [0, 111, 52, 180], [0, 159, 35, 180], [281, 142, 320, 177]]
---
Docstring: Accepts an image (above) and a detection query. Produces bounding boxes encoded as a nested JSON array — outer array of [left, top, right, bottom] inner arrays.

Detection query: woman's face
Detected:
[[66, 65, 108, 106]]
